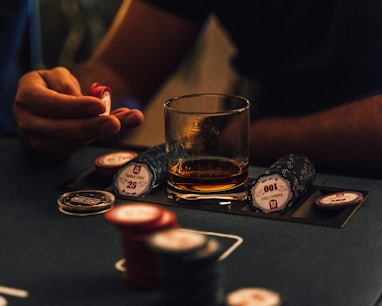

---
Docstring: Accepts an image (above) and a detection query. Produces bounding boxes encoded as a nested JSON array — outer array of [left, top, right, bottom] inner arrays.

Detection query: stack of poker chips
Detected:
[[148, 228, 225, 306], [114, 144, 167, 197], [249, 154, 316, 214], [104, 202, 178, 289]]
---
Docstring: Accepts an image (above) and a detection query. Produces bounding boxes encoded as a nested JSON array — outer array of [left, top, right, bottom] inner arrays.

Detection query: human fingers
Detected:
[[17, 110, 121, 141], [15, 69, 106, 118], [111, 108, 144, 129], [38, 66, 82, 95], [17, 112, 122, 160]]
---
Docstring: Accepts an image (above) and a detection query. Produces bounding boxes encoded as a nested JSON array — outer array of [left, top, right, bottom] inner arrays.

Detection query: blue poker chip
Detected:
[[114, 144, 167, 198], [314, 191, 364, 209], [249, 153, 316, 214]]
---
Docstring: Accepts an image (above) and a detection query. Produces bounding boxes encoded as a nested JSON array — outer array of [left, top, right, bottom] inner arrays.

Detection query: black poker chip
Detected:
[[57, 189, 115, 216], [148, 228, 208, 255], [148, 228, 225, 306], [314, 191, 364, 209]]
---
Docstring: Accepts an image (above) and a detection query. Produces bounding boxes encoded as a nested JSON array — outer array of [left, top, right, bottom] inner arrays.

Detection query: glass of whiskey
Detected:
[[164, 93, 250, 203]]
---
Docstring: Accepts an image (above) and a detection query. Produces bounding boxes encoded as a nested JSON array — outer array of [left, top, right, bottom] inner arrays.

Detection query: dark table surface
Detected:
[[1, 136, 382, 306]]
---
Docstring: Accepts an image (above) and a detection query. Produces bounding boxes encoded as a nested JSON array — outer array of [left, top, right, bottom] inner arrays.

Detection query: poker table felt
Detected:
[[1, 136, 382, 306]]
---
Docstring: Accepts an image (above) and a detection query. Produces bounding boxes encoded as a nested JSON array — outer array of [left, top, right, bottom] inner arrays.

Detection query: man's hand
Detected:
[[13, 67, 144, 160]]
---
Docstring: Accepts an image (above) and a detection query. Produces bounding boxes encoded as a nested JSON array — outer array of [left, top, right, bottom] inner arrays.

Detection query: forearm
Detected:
[[72, 0, 202, 110], [249, 95, 382, 175], [72, 60, 157, 108]]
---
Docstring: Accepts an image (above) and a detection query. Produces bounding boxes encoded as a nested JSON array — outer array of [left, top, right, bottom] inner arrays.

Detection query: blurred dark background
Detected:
[[38, 0, 236, 147], [39, 0, 123, 68]]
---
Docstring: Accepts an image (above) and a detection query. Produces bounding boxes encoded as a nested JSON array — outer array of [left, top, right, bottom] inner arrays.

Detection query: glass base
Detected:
[[166, 184, 248, 204]]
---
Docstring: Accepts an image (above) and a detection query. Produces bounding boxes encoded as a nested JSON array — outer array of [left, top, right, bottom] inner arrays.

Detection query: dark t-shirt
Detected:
[[0, 0, 41, 135], [143, 0, 382, 117]]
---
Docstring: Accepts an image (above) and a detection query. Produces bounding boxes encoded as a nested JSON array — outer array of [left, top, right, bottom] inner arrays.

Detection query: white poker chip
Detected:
[[226, 287, 281, 306], [314, 191, 364, 209], [149, 228, 207, 254], [0, 295, 7, 306], [100, 90, 111, 115]]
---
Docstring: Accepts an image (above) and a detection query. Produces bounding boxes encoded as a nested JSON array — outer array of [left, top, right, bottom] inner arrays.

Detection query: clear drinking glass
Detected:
[[164, 93, 250, 202]]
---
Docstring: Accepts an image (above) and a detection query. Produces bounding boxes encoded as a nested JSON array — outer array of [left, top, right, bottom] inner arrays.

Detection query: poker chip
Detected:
[[226, 287, 281, 306], [104, 202, 164, 228], [89, 82, 112, 115], [249, 154, 315, 214], [95, 151, 138, 177], [114, 144, 167, 197], [57, 190, 115, 216], [105, 202, 178, 289], [148, 228, 224, 306], [0, 295, 7, 306], [149, 228, 208, 255], [249, 173, 292, 213], [314, 191, 364, 209]]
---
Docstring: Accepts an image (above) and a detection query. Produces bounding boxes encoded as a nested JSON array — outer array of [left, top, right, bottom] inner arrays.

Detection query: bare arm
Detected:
[[73, 0, 203, 104], [250, 94, 382, 176]]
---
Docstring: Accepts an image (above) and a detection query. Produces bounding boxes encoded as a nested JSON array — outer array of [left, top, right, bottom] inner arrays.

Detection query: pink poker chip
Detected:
[[314, 191, 364, 209], [89, 82, 112, 115]]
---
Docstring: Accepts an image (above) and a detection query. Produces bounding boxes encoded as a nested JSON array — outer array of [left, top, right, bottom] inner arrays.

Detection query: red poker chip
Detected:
[[147, 209, 178, 232], [105, 203, 179, 290], [95, 151, 138, 177], [314, 191, 364, 209], [104, 202, 165, 229], [89, 82, 112, 115]]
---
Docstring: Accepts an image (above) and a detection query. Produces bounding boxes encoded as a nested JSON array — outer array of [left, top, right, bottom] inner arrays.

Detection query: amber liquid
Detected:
[[167, 158, 248, 193]]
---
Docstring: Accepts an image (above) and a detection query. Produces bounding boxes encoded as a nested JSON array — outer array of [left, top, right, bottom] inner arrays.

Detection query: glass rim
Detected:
[[164, 93, 250, 115]]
